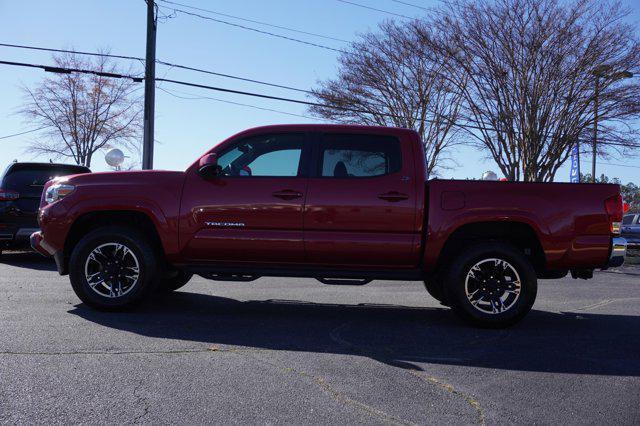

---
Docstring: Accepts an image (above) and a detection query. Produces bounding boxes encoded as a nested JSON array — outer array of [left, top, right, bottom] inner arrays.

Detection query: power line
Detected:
[[153, 76, 474, 129], [156, 77, 341, 109], [0, 60, 143, 81], [157, 86, 331, 122], [600, 162, 640, 169], [577, 137, 640, 149], [0, 126, 48, 140], [155, 60, 312, 94], [1, 57, 639, 150], [14, 43, 632, 135], [578, 155, 640, 169], [390, 0, 429, 12], [0, 42, 143, 63], [0, 42, 312, 94], [167, 7, 347, 54], [335, 0, 413, 19], [0, 47, 549, 136], [6, 43, 635, 142], [157, 0, 350, 43], [0, 58, 398, 121], [153, 76, 640, 146]]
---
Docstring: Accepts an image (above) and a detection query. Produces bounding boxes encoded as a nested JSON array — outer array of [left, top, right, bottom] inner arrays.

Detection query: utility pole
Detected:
[[576, 141, 580, 183], [142, 0, 157, 170], [591, 74, 599, 183]]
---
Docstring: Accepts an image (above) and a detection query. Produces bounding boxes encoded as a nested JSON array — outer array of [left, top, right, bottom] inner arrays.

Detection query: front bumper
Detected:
[[607, 237, 627, 268], [30, 231, 66, 274], [30, 231, 55, 256]]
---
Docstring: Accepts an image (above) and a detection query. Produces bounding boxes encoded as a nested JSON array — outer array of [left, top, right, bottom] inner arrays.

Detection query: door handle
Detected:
[[378, 191, 409, 202], [272, 190, 303, 200]]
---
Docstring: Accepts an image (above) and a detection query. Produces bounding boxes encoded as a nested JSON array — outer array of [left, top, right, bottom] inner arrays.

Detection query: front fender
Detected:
[[64, 197, 179, 255]]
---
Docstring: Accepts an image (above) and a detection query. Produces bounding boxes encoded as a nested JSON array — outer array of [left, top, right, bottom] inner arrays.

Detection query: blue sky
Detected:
[[1, 0, 639, 183]]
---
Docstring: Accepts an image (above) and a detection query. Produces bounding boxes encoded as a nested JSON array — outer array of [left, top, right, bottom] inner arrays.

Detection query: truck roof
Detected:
[[229, 124, 419, 138]]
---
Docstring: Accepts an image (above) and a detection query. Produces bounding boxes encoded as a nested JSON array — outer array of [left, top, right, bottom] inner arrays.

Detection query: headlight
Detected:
[[45, 184, 75, 204]]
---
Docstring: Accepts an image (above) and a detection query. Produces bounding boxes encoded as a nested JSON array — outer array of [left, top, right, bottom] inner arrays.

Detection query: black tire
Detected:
[[443, 241, 537, 328], [69, 226, 159, 310], [423, 277, 449, 306], [157, 268, 193, 292]]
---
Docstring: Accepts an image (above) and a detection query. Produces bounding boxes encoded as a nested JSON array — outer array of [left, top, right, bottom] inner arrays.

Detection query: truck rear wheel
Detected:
[[443, 242, 537, 328], [69, 226, 159, 310]]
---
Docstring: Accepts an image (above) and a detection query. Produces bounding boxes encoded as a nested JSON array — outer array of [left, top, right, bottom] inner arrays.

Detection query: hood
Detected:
[[59, 170, 185, 187], [42, 170, 187, 211]]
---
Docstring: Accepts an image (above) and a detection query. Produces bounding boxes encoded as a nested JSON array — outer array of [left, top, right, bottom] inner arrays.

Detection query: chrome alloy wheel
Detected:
[[464, 258, 521, 314], [84, 243, 140, 298]]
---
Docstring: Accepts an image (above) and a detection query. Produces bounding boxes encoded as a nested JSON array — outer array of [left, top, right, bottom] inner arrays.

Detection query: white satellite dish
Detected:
[[105, 148, 125, 169], [482, 170, 498, 181]]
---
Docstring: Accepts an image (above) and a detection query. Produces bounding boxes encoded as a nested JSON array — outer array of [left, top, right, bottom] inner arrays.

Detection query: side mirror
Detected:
[[197, 153, 220, 178]]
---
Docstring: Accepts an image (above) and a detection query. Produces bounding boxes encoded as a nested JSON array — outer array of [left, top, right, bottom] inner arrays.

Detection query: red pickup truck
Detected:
[[31, 124, 627, 327]]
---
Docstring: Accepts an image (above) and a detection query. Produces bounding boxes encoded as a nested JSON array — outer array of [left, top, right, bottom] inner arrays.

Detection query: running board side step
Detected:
[[199, 273, 260, 282], [316, 277, 372, 286]]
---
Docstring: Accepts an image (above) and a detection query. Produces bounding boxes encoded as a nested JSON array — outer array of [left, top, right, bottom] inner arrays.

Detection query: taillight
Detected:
[[0, 189, 19, 201], [605, 194, 623, 235]]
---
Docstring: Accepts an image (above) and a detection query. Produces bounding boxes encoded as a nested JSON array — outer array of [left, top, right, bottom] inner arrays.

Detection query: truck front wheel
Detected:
[[69, 226, 159, 309], [443, 242, 537, 328]]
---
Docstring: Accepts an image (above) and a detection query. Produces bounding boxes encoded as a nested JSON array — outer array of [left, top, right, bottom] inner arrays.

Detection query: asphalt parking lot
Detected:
[[1, 251, 639, 425]]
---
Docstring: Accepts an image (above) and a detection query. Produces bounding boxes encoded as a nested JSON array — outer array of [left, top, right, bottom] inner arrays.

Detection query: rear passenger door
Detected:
[[303, 133, 419, 268]]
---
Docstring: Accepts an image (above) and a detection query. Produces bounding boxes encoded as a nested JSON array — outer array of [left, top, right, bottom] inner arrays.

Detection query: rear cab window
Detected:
[[318, 134, 402, 178], [622, 215, 635, 225]]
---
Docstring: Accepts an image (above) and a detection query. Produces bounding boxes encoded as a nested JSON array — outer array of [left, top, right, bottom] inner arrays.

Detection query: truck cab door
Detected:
[[179, 132, 310, 263], [303, 132, 420, 267]]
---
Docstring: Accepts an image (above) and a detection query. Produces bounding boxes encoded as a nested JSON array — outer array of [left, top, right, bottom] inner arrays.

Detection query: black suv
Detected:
[[0, 162, 90, 255]]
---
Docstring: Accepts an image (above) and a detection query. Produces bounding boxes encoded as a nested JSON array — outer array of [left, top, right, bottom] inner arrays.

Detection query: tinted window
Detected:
[[319, 134, 402, 178], [216, 134, 303, 177], [2, 165, 89, 197], [622, 215, 635, 225]]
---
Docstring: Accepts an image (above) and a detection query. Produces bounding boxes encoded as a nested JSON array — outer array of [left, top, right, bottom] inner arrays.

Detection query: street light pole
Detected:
[[142, 0, 157, 170], [590, 66, 633, 183]]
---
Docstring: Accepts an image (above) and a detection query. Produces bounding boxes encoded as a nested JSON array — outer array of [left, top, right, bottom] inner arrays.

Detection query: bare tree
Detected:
[[309, 20, 466, 177], [19, 52, 142, 168], [423, 0, 640, 181]]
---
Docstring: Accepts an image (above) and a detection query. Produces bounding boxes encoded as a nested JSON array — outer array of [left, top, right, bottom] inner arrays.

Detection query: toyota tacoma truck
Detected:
[[31, 125, 628, 327]]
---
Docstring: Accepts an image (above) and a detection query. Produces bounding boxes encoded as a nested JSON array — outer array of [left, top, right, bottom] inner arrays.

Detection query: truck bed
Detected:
[[422, 179, 620, 273]]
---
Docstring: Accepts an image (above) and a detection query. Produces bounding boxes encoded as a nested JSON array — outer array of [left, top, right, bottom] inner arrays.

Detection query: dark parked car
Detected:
[[622, 213, 640, 249], [0, 162, 90, 255]]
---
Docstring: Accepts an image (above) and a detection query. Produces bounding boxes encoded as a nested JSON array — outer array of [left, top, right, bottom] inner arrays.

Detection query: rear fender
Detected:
[[423, 212, 548, 273]]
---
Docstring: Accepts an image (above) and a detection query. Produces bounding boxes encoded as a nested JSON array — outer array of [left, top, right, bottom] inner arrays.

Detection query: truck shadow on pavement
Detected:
[[70, 291, 640, 377]]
